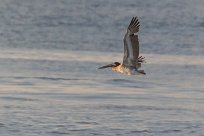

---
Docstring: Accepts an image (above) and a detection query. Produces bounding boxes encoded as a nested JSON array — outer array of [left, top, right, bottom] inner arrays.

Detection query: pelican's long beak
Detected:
[[98, 63, 114, 69]]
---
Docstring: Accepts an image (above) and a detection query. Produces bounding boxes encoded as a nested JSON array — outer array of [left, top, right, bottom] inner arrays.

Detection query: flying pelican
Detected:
[[98, 17, 146, 75]]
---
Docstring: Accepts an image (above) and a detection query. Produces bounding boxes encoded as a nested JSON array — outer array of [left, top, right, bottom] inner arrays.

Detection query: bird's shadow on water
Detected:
[[104, 78, 155, 89]]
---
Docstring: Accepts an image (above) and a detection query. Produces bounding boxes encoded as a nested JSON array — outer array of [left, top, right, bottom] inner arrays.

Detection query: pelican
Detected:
[[98, 17, 146, 75]]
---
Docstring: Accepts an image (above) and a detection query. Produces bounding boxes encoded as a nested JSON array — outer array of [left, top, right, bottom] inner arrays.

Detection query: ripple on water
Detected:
[[1, 76, 86, 81], [34, 77, 82, 81], [0, 96, 37, 102], [0, 123, 5, 128], [17, 82, 34, 86], [159, 129, 182, 133], [75, 121, 99, 125], [48, 131, 70, 135], [128, 130, 152, 134], [99, 104, 189, 112]]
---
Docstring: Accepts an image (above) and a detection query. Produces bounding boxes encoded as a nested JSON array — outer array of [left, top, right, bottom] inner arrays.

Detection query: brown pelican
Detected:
[[98, 17, 146, 75]]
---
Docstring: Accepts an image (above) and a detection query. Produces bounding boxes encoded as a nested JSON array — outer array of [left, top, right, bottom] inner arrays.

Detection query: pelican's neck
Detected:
[[112, 64, 122, 71]]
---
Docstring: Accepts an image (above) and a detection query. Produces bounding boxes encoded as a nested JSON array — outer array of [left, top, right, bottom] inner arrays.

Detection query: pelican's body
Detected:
[[98, 17, 146, 75], [111, 64, 145, 75]]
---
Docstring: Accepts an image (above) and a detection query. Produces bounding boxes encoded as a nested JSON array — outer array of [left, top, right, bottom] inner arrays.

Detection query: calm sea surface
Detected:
[[0, 0, 204, 135]]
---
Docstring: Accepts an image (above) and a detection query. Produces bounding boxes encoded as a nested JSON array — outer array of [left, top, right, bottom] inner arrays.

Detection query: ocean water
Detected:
[[0, 0, 204, 135]]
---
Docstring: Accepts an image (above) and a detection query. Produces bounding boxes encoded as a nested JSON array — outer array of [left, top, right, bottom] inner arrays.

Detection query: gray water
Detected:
[[0, 0, 204, 135]]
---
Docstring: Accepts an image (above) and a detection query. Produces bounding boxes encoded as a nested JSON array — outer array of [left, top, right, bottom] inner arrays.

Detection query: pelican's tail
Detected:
[[138, 70, 146, 75]]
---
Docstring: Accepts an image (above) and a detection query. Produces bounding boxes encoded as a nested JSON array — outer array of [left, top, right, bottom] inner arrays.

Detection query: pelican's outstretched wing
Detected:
[[123, 17, 140, 67]]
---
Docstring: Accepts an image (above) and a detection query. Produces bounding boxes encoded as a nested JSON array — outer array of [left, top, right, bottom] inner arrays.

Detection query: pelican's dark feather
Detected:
[[123, 17, 141, 68]]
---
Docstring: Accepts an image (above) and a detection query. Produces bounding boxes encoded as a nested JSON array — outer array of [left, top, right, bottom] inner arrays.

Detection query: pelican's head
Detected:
[[98, 62, 121, 71]]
